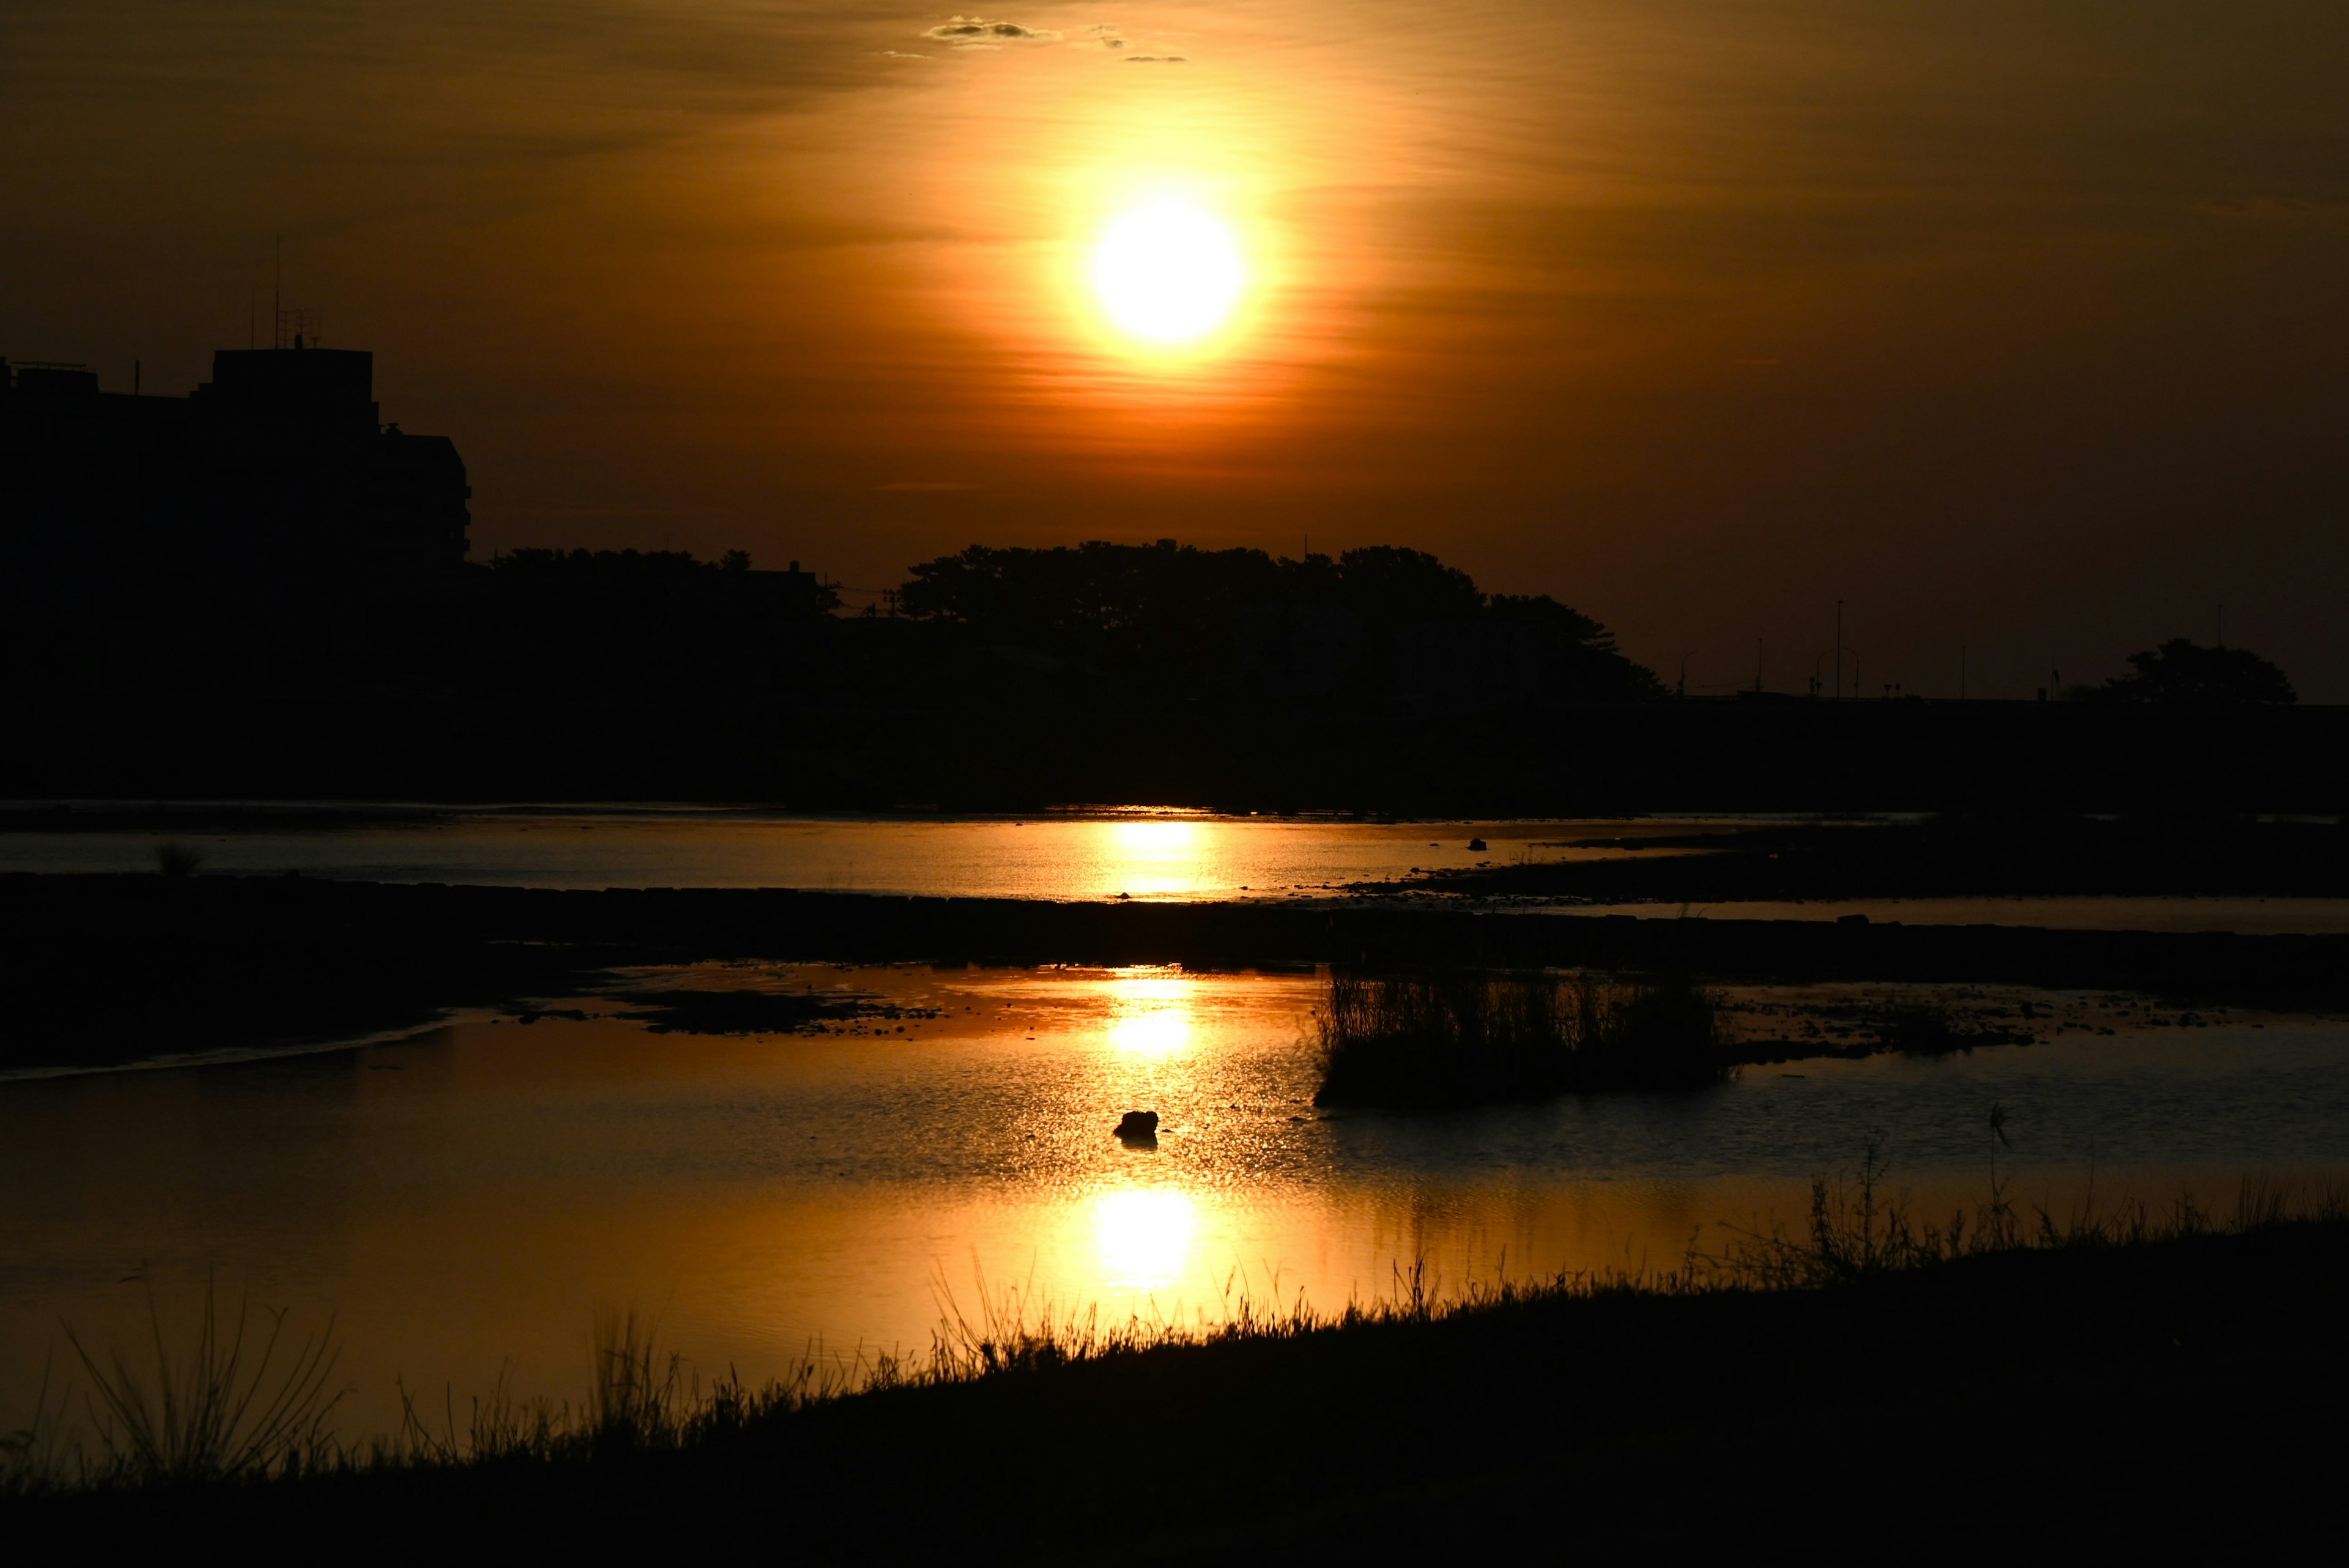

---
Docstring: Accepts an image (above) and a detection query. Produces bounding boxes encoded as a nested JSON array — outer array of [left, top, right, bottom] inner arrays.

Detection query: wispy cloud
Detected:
[[921, 17, 1063, 48]]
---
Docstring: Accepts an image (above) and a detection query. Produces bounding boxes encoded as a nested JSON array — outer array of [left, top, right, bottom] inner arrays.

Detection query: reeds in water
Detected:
[[1312, 967, 1726, 1107]]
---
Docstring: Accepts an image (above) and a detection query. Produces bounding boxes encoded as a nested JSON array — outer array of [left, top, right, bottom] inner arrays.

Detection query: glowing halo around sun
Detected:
[[1088, 201, 1247, 349]]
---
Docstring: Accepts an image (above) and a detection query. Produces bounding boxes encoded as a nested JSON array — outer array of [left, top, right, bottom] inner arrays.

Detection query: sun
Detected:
[[1089, 201, 1246, 347]]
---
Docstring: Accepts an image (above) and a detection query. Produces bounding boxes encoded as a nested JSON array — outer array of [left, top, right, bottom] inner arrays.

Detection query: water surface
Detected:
[[9, 806, 2345, 931], [0, 809, 1569, 898], [4, 963, 2344, 1441]]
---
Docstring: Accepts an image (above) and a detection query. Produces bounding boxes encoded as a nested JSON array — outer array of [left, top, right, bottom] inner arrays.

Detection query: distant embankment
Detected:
[[2, 694, 2345, 812], [6, 874, 2346, 1073]]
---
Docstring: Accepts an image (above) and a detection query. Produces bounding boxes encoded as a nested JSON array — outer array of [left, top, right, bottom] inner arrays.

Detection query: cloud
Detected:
[[921, 17, 1062, 47], [1080, 24, 1184, 62]]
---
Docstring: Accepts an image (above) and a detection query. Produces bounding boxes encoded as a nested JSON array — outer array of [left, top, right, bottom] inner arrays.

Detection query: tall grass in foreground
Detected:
[[22, 1273, 345, 1487], [1313, 967, 1725, 1106], [1716, 1146, 2349, 1290], [9, 1169, 2347, 1495]]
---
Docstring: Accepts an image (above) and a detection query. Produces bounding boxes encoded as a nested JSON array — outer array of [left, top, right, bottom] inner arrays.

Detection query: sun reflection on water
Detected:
[[1105, 969, 1198, 1055], [1092, 818, 1209, 897], [1091, 1187, 1198, 1291]]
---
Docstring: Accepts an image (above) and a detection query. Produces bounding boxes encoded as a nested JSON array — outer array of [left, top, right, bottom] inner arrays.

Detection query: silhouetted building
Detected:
[[1, 346, 469, 690]]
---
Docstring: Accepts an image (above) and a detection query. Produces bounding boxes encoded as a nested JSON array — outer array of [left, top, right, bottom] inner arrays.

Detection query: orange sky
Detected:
[[6, 1, 2347, 696]]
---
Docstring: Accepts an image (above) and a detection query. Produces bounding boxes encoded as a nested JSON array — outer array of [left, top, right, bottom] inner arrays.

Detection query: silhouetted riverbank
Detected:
[[10, 1211, 2345, 1558], [6, 693, 2345, 813], [7, 873, 2347, 1073], [1399, 814, 2349, 902]]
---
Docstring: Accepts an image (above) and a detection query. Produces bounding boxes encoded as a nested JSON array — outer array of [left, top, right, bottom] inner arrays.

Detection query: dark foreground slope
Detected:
[[17, 1222, 2349, 1559]]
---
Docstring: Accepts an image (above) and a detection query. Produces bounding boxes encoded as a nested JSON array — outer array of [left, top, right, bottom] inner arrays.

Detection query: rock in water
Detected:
[[1467, 838, 1488, 852], [1115, 1110, 1160, 1144]]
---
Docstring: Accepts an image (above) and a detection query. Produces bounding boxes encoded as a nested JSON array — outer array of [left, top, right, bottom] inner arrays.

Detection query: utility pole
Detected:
[[2217, 603, 2225, 648], [1959, 643, 1967, 701], [1754, 638, 1763, 694]]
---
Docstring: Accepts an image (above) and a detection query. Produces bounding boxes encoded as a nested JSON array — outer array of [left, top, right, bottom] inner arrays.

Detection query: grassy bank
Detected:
[[10, 1181, 2347, 1557]]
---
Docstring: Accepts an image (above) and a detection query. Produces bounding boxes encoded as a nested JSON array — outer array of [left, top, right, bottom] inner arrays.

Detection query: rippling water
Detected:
[[0, 809, 1557, 897], [4, 962, 2345, 1441], [8, 806, 2347, 931]]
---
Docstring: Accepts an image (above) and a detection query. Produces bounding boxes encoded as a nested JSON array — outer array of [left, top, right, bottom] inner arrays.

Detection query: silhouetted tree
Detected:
[[1488, 593, 1669, 700], [897, 540, 1283, 671], [1485, 594, 1609, 644], [896, 540, 1661, 704], [1324, 546, 1485, 623], [477, 547, 837, 693], [2085, 639, 2295, 707]]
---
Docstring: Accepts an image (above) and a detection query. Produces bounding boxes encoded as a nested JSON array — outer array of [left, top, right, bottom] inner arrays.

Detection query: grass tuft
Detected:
[[51, 1270, 342, 1487]]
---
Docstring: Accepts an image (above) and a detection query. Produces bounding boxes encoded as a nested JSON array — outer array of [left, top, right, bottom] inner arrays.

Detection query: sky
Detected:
[[5, 1, 2346, 697]]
